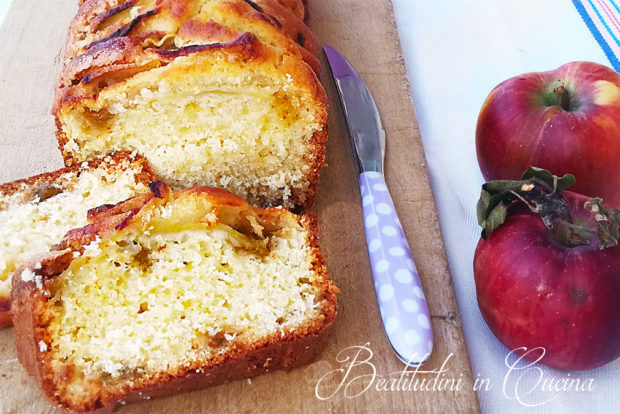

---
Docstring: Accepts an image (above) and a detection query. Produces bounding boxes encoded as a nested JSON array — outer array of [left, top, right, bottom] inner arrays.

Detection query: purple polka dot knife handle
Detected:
[[360, 171, 434, 365], [323, 44, 433, 366]]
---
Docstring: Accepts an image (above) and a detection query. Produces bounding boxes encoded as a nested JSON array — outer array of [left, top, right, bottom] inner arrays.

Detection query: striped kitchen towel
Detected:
[[574, 0, 620, 70]]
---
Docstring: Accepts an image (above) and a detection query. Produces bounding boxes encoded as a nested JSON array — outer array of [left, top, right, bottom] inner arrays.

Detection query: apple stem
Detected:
[[584, 198, 620, 249], [554, 85, 571, 111], [477, 168, 620, 249], [510, 185, 592, 248], [550, 217, 595, 248]]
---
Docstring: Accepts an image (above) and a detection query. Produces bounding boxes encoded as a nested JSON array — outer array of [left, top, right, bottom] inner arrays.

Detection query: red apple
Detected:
[[474, 169, 620, 370], [476, 61, 620, 208]]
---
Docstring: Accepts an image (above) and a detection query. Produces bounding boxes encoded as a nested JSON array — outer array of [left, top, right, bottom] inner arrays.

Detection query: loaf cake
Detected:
[[54, 0, 328, 210], [11, 182, 338, 412], [0, 152, 156, 327]]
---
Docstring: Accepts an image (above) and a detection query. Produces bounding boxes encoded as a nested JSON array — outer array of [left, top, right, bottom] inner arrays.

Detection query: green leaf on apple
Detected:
[[476, 169, 570, 240], [477, 166, 620, 249], [520, 166, 576, 191]]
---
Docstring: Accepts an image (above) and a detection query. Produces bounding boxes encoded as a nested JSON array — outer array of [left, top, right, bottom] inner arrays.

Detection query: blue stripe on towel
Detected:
[[587, 0, 620, 47], [573, 0, 620, 71], [607, 0, 620, 17]]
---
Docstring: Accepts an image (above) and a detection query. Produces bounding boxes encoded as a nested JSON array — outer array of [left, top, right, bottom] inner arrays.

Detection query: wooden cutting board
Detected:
[[0, 0, 480, 412]]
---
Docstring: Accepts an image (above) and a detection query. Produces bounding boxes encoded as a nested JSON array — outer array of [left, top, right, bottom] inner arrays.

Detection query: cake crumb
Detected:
[[38, 341, 48, 352], [64, 139, 79, 154], [20, 269, 35, 282], [247, 378, 252, 385], [34, 275, 43, 290]]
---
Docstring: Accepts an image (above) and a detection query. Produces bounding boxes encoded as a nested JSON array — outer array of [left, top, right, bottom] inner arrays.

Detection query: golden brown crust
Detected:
[[0, 299, 10, 327], [63, 0, 318, 75], [252, 0, 318, 55], [12, 184, 338, 412], [76, 0, 307, 20], [11, 249, 77, 401], [12, 251, 83, 414], [0, 151, 155, 201], [268, 0, 305, 21], [58, 0, 322, 115], [177, 18, 240, 43], [205, 0, 320, 73], [11, 272, 46, 398], [0, 152, 156, 328], [55, 30, 307, 115], [68, 0, 316, 70]]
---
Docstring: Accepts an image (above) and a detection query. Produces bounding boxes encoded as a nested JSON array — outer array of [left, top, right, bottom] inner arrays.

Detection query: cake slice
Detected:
[[0, 152, 156, 327], [11, 182, 338, 413], [55, 0, 328, 210]]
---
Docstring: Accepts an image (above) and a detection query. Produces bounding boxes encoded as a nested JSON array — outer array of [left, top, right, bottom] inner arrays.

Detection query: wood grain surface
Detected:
[[0, 0, 480, 412]]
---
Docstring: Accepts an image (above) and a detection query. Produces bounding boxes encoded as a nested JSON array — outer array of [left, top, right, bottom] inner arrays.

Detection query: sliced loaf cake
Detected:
[[11, 182, 338, 412], [0, 152, 156, 327]]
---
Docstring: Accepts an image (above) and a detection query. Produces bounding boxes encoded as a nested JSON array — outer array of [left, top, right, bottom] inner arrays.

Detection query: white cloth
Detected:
[[392, 0, 619, 413], [0, 0, 10, 28]]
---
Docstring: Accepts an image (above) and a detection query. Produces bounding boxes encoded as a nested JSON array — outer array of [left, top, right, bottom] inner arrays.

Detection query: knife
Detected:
[[324, 45, 433, 366]]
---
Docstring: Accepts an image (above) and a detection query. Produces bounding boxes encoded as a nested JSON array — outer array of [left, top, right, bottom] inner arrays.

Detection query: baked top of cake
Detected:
[[11, 182, 338, 412], [0, 152, 156, 327], [54, 0, 328, 210], [64, 0, 319, 74]]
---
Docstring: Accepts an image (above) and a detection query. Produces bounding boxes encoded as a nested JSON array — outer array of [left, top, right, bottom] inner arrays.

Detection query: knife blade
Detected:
[[324, 45, 434, 366]]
